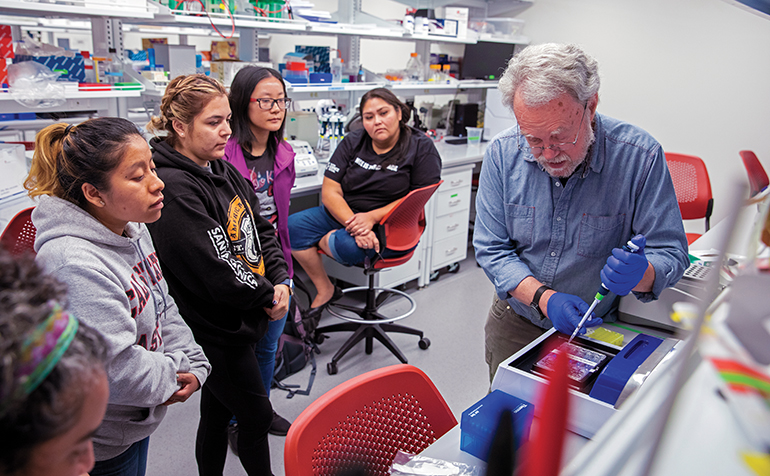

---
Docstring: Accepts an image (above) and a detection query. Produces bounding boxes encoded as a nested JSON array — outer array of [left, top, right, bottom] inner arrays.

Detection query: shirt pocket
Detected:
[[504, 204, 535, 248], [577, 213, 626, 258]]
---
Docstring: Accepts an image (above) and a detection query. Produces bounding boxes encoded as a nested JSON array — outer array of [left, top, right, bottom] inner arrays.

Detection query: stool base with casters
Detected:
[[317, 275, 430, 375]]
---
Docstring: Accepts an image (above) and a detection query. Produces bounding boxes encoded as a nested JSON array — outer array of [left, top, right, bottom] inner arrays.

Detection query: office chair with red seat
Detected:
[[284, 364, 457, 476], [739, 150, 769, 198], [316, 181, 442, 375], [0, 207, 36, 257], [665, 153, 713, 246]]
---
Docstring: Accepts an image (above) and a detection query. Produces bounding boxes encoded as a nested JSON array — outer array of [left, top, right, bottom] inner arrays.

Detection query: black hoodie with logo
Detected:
[[147, 138, 289, 346]]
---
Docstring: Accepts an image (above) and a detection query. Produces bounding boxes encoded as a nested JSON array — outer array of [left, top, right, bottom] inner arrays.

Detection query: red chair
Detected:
[[739, 150, 769, 198], [0, 207, 36, 257], [316, 181, 442, 375], [665, 153, 713, 245], [284, 364, 457, 476]]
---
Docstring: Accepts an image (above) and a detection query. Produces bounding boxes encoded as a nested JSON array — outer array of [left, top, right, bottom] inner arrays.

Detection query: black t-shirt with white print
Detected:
[[243, 147, 278, 229], [324, 126, 442, 213]]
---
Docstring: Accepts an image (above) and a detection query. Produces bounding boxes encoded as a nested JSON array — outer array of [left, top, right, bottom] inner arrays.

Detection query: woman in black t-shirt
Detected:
[[288, 88, 441, 321]]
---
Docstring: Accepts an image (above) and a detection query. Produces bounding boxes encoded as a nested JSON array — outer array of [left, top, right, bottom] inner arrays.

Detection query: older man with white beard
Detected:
[[473, 43, 689, 382]]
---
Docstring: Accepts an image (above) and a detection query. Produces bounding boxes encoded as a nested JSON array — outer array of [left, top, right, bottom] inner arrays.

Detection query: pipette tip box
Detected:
[[460, 390, 533, 461]]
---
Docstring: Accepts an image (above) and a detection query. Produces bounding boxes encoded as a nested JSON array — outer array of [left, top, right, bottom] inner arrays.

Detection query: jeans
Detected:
[[288, 206, 411, 266], [90, 437, 149, 476], [255, 298, 290, 398]]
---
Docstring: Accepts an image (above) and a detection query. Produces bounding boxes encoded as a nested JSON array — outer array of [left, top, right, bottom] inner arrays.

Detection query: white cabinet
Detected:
[[426, 164, 474, 276]]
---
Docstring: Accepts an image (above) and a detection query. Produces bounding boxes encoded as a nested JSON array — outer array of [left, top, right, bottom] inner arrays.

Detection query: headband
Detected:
[[0, 302, 79, 413]]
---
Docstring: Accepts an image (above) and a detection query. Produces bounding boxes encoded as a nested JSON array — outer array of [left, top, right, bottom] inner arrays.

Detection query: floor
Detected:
[[145, 247, 494, 476]]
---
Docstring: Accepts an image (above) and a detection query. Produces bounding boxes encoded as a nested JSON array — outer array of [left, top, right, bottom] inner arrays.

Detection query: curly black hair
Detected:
[[0, 249, 107, 474]]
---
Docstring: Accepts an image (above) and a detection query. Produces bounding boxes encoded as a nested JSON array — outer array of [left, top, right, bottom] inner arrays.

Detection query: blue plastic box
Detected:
[[460, 390, 534, 461]]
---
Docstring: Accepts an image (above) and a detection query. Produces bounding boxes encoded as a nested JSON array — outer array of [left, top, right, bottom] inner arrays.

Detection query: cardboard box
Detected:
[[443, 7, 469, 38], [0, 58, 7, 87], [0, 25, 14, 59], [210, 60, 271, 86], [14, 54, 86, 82], [294, 45, 330, 73], [142, 38, 168, 51], [0, 144, 27, 202], [211, 40, 239, 60]]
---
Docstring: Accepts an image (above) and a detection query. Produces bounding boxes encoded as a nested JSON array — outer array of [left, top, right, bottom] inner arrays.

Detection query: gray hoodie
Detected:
[[32, 195, 211, 460]]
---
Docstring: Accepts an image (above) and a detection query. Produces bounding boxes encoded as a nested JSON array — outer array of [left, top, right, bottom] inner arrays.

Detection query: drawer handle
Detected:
[[448, 199, 462, 207], [445, 247, 458, 256], [446, 223, 459, 231], [450, 179, 464, 186]]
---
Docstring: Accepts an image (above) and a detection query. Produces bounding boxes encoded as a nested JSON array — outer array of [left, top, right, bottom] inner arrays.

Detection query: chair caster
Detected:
[[314, 333, 327, 345], [447, 262, 460, 274], [418, 337, 431, 350], [327, 361, 338, 375], [429, 270, 440, 281]]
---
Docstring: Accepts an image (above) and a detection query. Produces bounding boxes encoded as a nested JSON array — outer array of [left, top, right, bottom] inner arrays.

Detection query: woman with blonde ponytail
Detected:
[[145, 74, 289, 476], [25, 117, 211, 476]]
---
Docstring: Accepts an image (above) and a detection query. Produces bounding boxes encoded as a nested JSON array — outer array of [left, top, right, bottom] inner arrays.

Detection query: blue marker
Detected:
[[568, 239, 641, 343]]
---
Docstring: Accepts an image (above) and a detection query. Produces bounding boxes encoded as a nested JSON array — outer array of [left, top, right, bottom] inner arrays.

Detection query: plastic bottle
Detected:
[[405, 52, 424, 82], [428, 64, 441, 82], [403, 14, 414, 33], [357, 64, 365, 83], [442, 64, 451, 81], [331, 57, 343, 83]]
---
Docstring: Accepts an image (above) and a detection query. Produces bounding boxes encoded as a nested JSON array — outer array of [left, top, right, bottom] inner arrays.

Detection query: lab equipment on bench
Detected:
[[287, 140, 319, 177], [569, 239, 642, 343], [491, 327, 681, 438]]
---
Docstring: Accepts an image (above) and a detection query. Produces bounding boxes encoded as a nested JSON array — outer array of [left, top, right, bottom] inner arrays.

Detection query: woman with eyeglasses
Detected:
[[24, 117, 210, 476], [222, 66, 295, 439], [288, 87, 442, 326], [145, 74, 290, 476]]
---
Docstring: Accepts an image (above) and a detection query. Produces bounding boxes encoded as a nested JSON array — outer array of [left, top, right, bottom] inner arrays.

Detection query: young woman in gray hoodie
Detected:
[[24, 117, 211, 476]]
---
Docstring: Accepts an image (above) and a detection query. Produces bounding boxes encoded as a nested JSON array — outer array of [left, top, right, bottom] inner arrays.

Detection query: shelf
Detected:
[[0, 0, 157, 20], [286, 80, 497, 100], [0, 88, 145, 114]]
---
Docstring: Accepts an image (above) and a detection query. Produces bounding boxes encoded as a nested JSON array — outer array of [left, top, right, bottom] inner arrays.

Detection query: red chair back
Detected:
[[284, 364, 457, 476], [665, 153, 713, 245], [740, 150, 769, 198], [372, 181, 442, 269], [0, 207, 37, 257]]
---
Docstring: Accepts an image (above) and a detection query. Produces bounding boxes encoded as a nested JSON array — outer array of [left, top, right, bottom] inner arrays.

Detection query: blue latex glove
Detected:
[[546, 292, 603, 335], [600, 234, 648, 296]]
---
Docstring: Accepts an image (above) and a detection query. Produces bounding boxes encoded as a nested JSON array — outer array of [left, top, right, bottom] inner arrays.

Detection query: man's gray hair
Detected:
[[498, 43, 600, 109]]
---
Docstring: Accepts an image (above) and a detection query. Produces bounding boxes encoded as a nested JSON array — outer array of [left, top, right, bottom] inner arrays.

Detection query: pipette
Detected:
[[568, 239, 641, 343]]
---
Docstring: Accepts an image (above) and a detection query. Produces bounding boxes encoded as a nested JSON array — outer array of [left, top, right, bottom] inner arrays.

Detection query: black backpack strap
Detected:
[[272, 350, 316, 399]]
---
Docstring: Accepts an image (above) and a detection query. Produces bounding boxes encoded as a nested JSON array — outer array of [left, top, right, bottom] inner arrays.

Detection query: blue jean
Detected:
[[255, 299, 290, 398], [288, 206, 410, 266], [90, 437, 149, 476]]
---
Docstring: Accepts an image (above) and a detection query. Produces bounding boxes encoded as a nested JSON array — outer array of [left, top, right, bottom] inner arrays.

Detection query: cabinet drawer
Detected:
[[435, 186, 471, 217], [431, 233, 468, 269], [439, 167, 473, 193], [433, 211, 470, 241]]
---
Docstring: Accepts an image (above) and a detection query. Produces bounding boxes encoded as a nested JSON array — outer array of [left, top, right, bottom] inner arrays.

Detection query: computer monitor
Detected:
[[461, 41, 516, 80]]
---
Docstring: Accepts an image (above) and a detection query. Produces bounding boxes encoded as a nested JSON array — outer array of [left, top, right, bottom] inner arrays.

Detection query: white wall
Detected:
[[517, 0, 770, 227]]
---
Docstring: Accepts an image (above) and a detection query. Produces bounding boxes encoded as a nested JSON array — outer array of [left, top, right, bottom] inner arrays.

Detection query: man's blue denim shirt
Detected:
[[473, 113, 689, 329]]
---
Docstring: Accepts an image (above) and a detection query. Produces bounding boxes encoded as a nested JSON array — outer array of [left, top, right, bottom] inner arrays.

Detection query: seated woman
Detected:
[[0, 250, 108, 476], [288, 87, 442, 322], [24, 118, 211, 476]]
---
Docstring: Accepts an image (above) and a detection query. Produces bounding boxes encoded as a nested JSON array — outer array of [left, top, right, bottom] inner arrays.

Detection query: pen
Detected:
[[568, 239, 640, 343]]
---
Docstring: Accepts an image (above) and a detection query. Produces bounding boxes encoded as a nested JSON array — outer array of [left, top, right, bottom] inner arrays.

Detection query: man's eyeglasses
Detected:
[[517, 101, 587, 155], [250, 98, 292, 110]]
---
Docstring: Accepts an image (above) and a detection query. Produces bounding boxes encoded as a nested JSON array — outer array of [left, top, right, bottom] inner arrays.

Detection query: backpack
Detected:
[[272, 276, 320, 398]]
